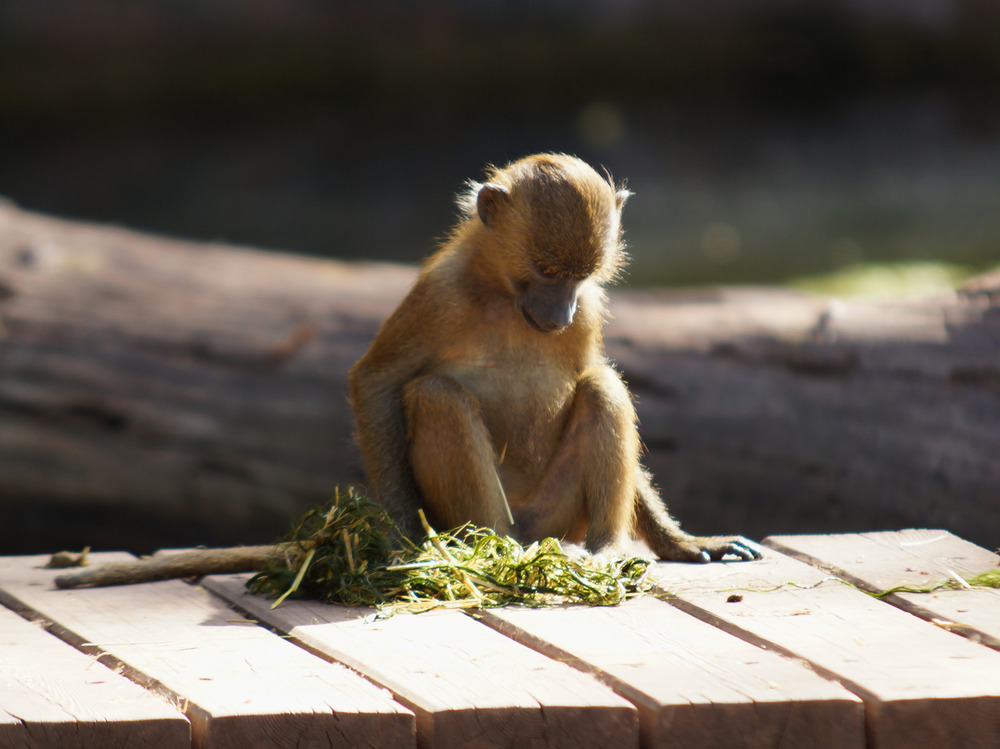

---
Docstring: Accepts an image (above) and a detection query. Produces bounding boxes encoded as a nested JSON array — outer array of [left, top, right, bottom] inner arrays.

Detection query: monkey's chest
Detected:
[[440, 354, 578, 464]]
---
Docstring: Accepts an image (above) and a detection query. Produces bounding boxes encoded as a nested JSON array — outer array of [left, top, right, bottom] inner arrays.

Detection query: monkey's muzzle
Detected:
[[519, 277, 580, 333]]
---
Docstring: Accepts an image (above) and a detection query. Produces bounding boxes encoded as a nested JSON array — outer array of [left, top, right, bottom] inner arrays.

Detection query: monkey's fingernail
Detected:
[[697, 550, 711, 564], [735, 542, 763, 560]]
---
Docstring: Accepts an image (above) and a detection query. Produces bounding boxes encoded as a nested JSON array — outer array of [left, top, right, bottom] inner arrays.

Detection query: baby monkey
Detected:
[[350, 153, 758, 563], [54, 153, 758, 591]]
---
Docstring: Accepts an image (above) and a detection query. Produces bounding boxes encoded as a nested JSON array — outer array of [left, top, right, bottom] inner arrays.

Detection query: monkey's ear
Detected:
[[476, 183, 511, 227], [616, 188, 632, 211]]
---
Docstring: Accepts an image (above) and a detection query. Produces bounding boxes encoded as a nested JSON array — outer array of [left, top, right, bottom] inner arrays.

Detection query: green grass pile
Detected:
[[247, 489, 655, 615]]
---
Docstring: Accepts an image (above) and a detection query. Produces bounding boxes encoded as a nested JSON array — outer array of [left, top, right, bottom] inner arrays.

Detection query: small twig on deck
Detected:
[[53, 545, 287, 589]]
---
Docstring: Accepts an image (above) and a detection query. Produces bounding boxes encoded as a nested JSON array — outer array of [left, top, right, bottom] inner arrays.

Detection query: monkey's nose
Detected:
[[546, 301, 576, 330], [520, 280, 579, 333], [521, 301, 575, 333]]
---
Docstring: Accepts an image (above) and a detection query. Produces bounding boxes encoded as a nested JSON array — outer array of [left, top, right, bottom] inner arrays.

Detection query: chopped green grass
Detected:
[[247, 489, 656, 616], [873, 567, 1000, 599]]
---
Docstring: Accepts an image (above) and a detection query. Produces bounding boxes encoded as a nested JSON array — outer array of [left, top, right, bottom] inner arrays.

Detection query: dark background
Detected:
[[2, 0, 999, 289]]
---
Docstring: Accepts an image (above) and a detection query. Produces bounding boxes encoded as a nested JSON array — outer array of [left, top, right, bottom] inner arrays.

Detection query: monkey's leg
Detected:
[[634, 469, 761, 562], [402, 375, 514, 534], [518, 365, 639, 553]]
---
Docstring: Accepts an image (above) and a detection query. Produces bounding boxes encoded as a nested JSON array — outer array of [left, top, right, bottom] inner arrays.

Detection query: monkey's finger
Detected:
[[696, 536, 763, 562], [724, 539, 763, 561]]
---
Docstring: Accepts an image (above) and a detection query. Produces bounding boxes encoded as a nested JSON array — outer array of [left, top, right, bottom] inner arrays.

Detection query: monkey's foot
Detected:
[[661, 536, 762, 563], [695, 536, 762, 563]]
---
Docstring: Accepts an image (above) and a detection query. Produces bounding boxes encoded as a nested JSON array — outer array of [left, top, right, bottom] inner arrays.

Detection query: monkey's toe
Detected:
[[715, 538, 762, 562], [727, 540, 762, 561], [696, 536, 763, 562]]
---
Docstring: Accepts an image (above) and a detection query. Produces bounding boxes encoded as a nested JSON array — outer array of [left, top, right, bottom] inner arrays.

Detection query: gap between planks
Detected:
[[472, 595, 863, 749], [0, 553, 414, 749], [205, 571, 866, 749], [651, 534, 1000, 749], [202, 573, 639, 749], [6, 529, 999, 749], [764, 528, 1000, 651], [0, 604, 190, 748]]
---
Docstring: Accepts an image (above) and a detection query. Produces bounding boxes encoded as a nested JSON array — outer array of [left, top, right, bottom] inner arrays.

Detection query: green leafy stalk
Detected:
[[872, 567, 1000, 599]]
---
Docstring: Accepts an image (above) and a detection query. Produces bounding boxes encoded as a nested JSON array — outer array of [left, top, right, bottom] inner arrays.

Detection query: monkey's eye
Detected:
[[535, 263, 560, 279]]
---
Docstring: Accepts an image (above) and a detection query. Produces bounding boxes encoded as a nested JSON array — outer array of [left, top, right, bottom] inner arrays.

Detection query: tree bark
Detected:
[[1, 200, 998, 553], [609, 280, 1000, 549], [0, 199, 413, 553]]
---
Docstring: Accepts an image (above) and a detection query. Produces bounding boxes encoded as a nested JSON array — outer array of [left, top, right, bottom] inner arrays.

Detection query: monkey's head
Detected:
[[463, 153, 630, 334]]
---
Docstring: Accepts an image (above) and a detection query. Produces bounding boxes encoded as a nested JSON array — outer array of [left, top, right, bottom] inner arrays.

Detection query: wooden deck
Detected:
[[1, 529, 998, 748]]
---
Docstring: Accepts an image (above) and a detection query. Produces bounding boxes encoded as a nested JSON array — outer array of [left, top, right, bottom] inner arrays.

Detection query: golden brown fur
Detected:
[[349, 153, 757, 562]]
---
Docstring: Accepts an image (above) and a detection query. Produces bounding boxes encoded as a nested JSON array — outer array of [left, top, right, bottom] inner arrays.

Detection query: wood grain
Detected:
[[479, 596, 864, 749], [0, 553, 414, 749], [0, 604, 189, 748], [0, 199, 414, 552], [654, 545, 1000, 749], [764, 529, 1000, 650], [203, 573, 638, 749]]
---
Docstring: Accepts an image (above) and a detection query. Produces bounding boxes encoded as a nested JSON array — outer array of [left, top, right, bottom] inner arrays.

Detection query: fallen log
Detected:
[[610, 280, 1000, 550], [0, 199, 413, 553], [1, 199, 997, 553]]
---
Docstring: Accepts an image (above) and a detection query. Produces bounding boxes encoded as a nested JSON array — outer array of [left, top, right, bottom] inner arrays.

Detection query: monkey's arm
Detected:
[[349, 371, 426, 540], [349, 305, 434, 542], [634, 469, 761, 562], [53, 545, 284, 589]]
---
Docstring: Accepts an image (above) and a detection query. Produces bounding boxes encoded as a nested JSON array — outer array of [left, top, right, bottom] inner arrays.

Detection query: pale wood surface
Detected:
[[654, 546, 1000, 749], [478, 595, 864, 749], [0, 553, 414, 749], [0, 604, 189, 748], [3, 533, 1000, 748], [203, 573, 638, 749], [764, 529, 1000, 651]]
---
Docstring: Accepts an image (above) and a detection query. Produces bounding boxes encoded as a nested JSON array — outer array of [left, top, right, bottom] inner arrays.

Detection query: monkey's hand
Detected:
[[662, 535, 762, 564]]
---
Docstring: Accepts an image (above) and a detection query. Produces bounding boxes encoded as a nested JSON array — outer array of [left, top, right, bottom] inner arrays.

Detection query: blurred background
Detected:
[[2, 0, 999, 293]]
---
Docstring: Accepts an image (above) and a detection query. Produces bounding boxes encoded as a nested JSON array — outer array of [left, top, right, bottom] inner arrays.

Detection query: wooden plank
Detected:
[[203, 573, 639, 749], [764, 529, 1000, 650], [0, 554, 414, 749], [478, 596, 864, 749], [0, 605, 189, 748], [653, 546, 1000, 749]]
